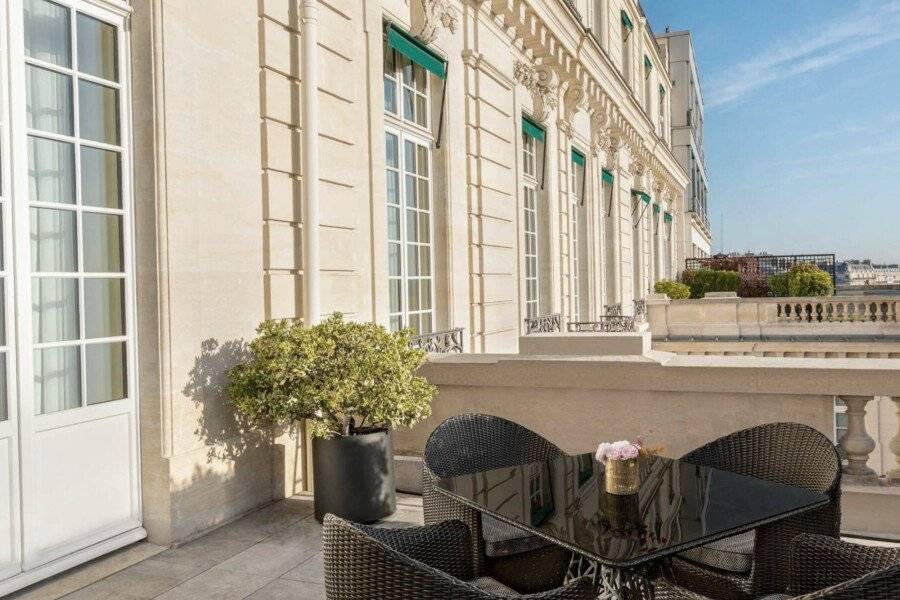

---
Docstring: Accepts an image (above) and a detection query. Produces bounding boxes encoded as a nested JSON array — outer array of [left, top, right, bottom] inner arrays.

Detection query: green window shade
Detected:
[[631, 190, 651, 204], [664, 212, 673, 223], [653, 203, 661, 213], [386, 23, 447, 79], [601, 169, 614, 184], [644, 55, 652, 70], [522, 115, 545, 142], [571, 148, 586, 167], [621, 10, 634, 31]]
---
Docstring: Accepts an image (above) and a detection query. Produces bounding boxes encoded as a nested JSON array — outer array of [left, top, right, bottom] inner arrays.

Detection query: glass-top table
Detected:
[[435, 454, 828, 598]]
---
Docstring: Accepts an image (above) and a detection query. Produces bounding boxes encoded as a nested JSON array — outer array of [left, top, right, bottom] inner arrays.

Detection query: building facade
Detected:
[[656, 30, 712, 262], [837, 260, 900, 286], [0, 0, 689, 592]]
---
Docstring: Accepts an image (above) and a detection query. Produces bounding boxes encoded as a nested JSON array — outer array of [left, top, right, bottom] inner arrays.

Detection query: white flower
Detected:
[[596, 440, 639, 462]]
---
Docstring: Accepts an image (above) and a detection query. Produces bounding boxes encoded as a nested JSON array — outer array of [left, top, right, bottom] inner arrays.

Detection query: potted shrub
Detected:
[[227, 313, 436, 522], [654, 280, 690, 299], [769, 263, 834, 297]]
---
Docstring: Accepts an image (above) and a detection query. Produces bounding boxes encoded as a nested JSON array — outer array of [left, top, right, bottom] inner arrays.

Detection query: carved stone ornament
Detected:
[[563, 83, 588, 121], [514, 60, 559, 123], [418, 0, 458, 44]]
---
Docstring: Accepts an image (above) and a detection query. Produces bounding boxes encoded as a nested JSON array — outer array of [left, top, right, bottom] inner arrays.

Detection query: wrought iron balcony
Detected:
[[524, 313, 562, 334], [408, 327, 465, 353]]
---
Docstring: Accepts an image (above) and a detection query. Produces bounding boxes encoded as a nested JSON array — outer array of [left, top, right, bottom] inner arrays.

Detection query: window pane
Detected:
[[26, 66, 73, 135], [416, 145, 428, 176], [419, 246, 431, 276], [420, 282, 432, 311], [417, 179, 429, 210], [386, 171, 400, 206], [28, 136, 75, 204], [84, 278, 125, 338], [406, 208, 418, 242], [82, 212, 123, 272], [77, 13, 118, 81], [24, 0, 71, 67], [403, 89, 414, 122], [405, 175, 417, 208], [0, 280, 5, 345], [85, 341, 126, 404], [78, 80, 119, 144], [34, 345, 81, 414], [407, 245, 419, 276], [32, 277, 79, 342], [407, 280, 419, 311], [385, 133, 399, 169], [388, 243, 401, 276], [387, 206, 400, 240], [80, 146, 121, 208], [30, 207, 77, 272], [415, 95, 427, 127], [0, 355, 6, 421], [389, 279, 402, 313]]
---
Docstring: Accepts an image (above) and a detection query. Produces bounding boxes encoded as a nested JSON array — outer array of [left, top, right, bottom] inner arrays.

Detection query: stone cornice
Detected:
[[486, 0, 689, 193]]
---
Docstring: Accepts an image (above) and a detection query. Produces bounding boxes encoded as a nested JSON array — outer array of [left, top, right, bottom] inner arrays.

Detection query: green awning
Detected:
[[601, 168, 614, 184], [644, 55, 652, 70], [522, 115, 545, 142], [571, 148, 586, 167], [653, 203, 661, 213], [621, 10, 634, 31], [386, 23, 447, 79], [664, 212, 673, 223], [632, 190, 651, 204], [659, 84, 666, 97]]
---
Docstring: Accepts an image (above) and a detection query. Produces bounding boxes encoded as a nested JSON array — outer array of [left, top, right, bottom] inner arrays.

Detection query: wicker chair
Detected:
[[656, 534, 900, 599], [422, 413, 570, 592], [668, 423, 842, 599], [322, 514, 596, 599]]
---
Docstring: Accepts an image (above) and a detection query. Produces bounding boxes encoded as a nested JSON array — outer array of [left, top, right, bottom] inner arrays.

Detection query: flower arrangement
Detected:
[[595, 437, 662, 495], [595, 436, 662, 463]]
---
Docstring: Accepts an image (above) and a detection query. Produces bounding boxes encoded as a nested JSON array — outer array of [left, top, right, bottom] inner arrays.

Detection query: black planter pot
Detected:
[[313, 428, 396, 522]]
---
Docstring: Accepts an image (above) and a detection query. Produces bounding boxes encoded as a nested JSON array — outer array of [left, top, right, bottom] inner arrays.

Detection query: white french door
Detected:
[[1, 0, 142, 591]]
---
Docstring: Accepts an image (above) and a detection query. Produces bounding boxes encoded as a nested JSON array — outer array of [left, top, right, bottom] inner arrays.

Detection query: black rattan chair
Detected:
[[422, 413, 570, 592], [668, 423, 842, 599], [322, 514, 596, 599], [656, 534, 900, 599]]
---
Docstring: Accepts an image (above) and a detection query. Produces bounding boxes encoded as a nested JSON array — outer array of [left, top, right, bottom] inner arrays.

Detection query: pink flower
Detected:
[[596, 440, 640, 462]]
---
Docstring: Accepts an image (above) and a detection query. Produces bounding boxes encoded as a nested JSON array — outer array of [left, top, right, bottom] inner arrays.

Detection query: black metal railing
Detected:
[[686, 254, 837, 286], [408, 328, 465, 353], [524, 313, 562, 334]]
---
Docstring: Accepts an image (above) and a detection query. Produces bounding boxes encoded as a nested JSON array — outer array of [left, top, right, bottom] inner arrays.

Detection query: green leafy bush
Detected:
[[681, 268, 741, 299], [227, 313, 436, 438], [654, 280, 690, 299], [769, 263, 834, 297]]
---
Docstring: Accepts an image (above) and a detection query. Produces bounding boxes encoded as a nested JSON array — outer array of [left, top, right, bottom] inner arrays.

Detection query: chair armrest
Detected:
[[790, 534, 900, 596], [360, 519, 474, 581]]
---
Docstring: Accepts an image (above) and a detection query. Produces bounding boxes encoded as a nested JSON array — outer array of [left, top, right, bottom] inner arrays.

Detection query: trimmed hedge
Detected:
[[681, 268, 741, 299], [654, 280, 690, 299], [769, 263, 834, 297]]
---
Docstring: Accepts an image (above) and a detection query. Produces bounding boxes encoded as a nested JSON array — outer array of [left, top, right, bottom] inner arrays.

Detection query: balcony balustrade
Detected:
[[777, 298, 898, 323], [524, 313, 562, 334], [408, 327, 465, 353]]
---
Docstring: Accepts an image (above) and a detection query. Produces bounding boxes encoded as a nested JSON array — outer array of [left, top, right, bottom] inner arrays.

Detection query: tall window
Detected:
[[658, 84, 666, 139], [0, 2, 9, 422], [522, 117, 544, 320], [643, 55, 652, 113], [570, 149, 586, 320], [23, 0, 130, 414], [620, 11, 633, 83], [384, 26, 445, 334], [601, 169, 615, 303]]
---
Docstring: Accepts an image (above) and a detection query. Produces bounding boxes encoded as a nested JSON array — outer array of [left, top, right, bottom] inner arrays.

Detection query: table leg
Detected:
[[565, 553, 656, 600]]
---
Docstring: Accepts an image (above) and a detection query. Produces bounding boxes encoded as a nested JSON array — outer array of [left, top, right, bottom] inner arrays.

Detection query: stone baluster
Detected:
[[888, 397, 900, 484], [839, 395, 878, 483]]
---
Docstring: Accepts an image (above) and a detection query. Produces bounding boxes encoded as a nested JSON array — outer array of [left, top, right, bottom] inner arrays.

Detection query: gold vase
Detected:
[[604, 458, 639, 495]]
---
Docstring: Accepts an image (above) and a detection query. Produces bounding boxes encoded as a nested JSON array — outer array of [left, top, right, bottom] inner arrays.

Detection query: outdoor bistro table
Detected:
[[435, 454, 829, 600]]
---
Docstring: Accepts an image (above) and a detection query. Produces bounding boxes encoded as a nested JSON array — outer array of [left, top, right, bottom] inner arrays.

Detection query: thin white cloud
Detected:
[[707, 0, 900, 109]]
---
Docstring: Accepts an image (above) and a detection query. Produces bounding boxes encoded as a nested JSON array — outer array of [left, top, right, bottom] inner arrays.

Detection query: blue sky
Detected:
[[641, 0, 900, 262]]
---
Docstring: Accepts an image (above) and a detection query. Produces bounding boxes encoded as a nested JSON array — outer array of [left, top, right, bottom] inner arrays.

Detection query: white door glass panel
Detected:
[[28, 136, 75, 204], [85, 341, 125, 404], [76, 13, 116, 81], [33, 345, 80, 414], [25, 66, 72, 135], [32, 277, 79, 343], [24, 0, 71, 67], [80, 146, 120, 208], [30, 207, 77, 271], [78, 80, 118, 144], [83, 278, 124, 338], [82, 212, 122, 271]]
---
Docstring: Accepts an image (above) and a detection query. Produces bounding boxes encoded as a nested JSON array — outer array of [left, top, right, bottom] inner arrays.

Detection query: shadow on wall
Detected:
[[182, 338, 272, 463]]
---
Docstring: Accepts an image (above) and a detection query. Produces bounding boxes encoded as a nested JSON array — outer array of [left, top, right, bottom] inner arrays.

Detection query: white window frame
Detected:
[[522, 131, 539, 320], [384, 44, 431, 134], [570, 152, 585, 321]]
